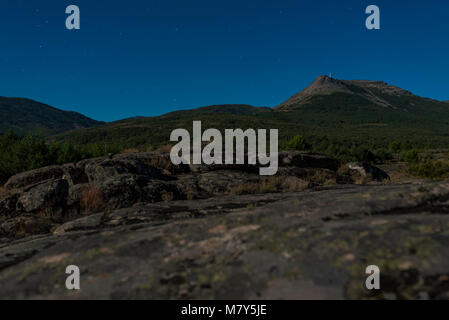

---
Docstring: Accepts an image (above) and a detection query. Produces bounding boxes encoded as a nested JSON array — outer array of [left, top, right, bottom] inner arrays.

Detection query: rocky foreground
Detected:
[[1, 152, 449, 299]]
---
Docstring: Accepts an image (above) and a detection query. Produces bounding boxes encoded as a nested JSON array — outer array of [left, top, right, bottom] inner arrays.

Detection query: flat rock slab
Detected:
[[1, 182, 449, 299]]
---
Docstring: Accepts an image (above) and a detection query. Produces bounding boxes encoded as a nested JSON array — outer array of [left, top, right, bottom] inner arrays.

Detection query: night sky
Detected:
[[0, 0, 448, 121]]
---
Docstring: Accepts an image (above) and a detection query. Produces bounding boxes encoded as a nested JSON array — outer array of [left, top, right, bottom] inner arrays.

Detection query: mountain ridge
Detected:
[[5, 75, 449, 151], [0, 96, 104, 136]]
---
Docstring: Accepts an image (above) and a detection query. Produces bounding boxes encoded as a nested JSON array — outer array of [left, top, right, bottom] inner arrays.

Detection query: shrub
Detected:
[[50, 142, 81, 164], [407, 159, 449, 180], [389, 141, 402, 153], [373, 148, 393, 162], [402, 149, 420, 164], [388, 140, 412, 153], [284, 135, 310, 151]]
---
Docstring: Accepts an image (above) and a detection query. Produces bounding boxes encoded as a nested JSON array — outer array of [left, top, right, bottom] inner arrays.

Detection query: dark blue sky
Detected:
[[0, 0, 448, 121]]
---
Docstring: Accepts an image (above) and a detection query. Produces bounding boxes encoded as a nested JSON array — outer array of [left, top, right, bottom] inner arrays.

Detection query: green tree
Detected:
[[285, 135, 310, 151]]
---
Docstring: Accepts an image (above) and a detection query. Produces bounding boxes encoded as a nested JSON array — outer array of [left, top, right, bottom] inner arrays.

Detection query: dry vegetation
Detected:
[[229, 176, 309, 195], [380, 163, 412, 183], [121, 148, 140, 154], [80, 184, 104, 214], [157, 144, 173, 153], [310, 170, 337, 185]]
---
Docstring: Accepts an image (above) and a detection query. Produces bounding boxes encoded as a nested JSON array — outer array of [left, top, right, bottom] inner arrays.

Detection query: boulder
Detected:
[[16, 179, 69, 213], [113, 152, 190, 175], [94, 174, 143, 211], [53, 213, 104, 235], [197, 170, 260, 195], [66, 183, 87, 207], [0, 193, 20, 216], [62, 163, 88, 185], [4, 165, 66, 190], [0, 215, 53, 238], [176, 175, 202, 200], [84, 159, 162, 183], [346, 162, 390, 183], [141, 180, 183, 203], [95, 174, 182, 210]]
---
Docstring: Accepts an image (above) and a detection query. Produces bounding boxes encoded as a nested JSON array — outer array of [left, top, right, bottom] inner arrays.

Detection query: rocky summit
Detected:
[[1, 152, 449, 299], [275, 75, 415, 111]]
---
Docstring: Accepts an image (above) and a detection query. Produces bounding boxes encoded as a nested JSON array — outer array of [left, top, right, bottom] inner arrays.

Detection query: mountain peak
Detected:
[[304, 75, 352, 94], [313, 75, 339, 82], [274, 76, 350, 111], [275, 76, 413, 111]]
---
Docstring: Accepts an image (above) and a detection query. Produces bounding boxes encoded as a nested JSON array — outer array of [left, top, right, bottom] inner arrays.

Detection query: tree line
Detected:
[[0, 131, 120, 184]]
